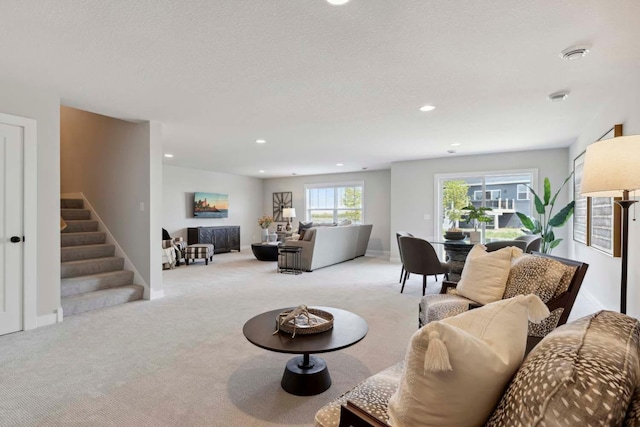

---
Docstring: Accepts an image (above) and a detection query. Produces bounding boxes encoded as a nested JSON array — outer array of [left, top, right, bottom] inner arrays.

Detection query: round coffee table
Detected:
[[251, 243, 280, 261], [242, 307, 368, 396]]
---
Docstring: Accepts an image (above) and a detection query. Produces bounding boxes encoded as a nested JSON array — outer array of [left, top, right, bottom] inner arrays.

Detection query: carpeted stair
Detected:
[[61, 198, 143, 316]]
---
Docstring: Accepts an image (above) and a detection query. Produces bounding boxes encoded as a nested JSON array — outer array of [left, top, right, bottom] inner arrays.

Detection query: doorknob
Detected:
[[10, 236, 21, 243]]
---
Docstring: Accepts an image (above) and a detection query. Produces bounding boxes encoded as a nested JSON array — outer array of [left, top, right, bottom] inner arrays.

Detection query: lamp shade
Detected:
[[581, 135, 640, 197], [282, 208, 296, 218]]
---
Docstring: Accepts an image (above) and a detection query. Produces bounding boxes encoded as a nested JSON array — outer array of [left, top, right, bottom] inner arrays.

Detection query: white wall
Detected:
[[568, 78, 640, 317], [0, 79, 61, 318], [263, 170, 392, 256], [163, 165, 264, 247], [60, 106, 159, 290], [390, 148, 570, 261]]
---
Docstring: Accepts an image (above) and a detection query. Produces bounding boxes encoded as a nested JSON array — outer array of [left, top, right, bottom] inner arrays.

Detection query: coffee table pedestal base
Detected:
[[281, 354, 331, 396]]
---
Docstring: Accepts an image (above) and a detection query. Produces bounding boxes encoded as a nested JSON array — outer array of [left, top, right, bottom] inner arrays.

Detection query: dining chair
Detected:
[[398, 236, 450, 296], [514, 235, 542, 253], [396, 232, 413, 284], [484, 240, 527, 252]]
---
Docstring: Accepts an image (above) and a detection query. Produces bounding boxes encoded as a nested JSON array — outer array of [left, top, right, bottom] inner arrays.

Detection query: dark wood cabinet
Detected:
[[187, 226, 241, 254]]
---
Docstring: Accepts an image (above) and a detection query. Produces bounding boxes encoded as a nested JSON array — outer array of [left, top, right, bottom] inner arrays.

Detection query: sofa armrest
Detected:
[[339, 401, 390, 427]]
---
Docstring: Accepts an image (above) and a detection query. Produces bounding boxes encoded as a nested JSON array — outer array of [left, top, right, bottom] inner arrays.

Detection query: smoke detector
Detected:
[[548, 91, 570, 102], [560, 46, 590, 61]]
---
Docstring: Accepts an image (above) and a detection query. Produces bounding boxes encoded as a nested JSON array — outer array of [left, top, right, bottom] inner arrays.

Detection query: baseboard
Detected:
[[389, 256, 401, 264], [365, 250, 390, 259], [580, 289, 605, 311], [37, 307, 63, 327], [149, 289, 165, 300]]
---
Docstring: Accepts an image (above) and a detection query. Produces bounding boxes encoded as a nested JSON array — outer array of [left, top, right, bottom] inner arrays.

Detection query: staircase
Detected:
[[60, 198, 144, 316]]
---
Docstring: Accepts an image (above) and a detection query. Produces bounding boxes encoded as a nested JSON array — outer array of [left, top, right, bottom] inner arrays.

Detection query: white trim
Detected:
[[0, 112, 38, 331], [150, 289, 165, 300], [61, 192, 150, 299], [37, 307, 63, 328], [389, 256, 401, 263], [365, 250, 390, 259]]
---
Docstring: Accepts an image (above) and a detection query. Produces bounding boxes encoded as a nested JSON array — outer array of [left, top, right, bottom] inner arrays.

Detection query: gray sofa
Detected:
[[279, 224, 373, 272], [315, 310, 640, 426]]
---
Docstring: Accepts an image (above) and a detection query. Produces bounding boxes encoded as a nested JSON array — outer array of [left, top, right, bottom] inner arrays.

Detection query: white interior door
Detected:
[[0, 122, 24, 335]]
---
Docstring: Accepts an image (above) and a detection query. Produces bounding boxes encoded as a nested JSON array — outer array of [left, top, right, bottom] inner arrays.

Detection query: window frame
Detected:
[[304, 181, 365, 224]]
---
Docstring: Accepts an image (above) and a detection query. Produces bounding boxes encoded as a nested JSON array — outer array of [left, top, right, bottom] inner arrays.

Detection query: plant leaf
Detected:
[[516, 212, 535, 231], [544, 230, 555, 243], [544, 178, 551, 205], [549, 201, 575, 227], [550, 173, 573, 207], [550, 239, 562, 249]]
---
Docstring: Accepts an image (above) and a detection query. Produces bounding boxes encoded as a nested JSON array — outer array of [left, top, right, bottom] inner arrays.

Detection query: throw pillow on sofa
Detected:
[[388, 295, 550, 427], [456, 244, 523, 305], [298, 221, 313, 240], [486, 311, 640, 426]]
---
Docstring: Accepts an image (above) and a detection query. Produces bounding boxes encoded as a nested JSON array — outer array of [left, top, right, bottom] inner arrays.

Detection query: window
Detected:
[[517, 184, 529, 200], [305, 182, 364, 224], [437, 170, 536, 241]]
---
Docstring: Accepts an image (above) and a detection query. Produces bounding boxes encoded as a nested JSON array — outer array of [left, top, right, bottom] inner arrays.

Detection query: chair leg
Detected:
[[399, 266, 404, 284], [433, 274, 438, 282], [401, 271, 408, 293], [422, 275, 427, 296]]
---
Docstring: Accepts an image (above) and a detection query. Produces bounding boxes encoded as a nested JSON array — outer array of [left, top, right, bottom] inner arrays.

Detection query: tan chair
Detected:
[[398, 236, 450, 296], [419, 252, 588, 352]]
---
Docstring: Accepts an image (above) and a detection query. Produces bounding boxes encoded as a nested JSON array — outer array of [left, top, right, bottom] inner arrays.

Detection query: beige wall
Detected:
[[390, 148, 570, 261], [568, 78, 640, 317], [263, 170, 392, 255], [0, 79, 61, 318], [60, 106, 160, 290], [162, 165, 264, 248]]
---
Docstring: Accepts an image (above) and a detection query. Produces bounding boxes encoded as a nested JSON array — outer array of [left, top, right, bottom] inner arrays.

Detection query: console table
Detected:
[[187, 226, 240, 254]]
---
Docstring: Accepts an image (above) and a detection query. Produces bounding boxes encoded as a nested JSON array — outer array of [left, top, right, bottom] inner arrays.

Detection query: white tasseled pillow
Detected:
[[456, 244, 523, 305], [387, 295, 549, 427]]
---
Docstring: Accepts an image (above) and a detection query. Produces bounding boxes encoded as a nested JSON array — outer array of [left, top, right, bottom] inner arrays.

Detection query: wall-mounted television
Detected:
[[193, 192, 229, 218]]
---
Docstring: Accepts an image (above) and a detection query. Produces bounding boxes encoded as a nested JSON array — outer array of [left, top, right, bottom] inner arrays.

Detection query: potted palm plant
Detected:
[[463, 205, 493, 243], [515, 176, 574, 254]]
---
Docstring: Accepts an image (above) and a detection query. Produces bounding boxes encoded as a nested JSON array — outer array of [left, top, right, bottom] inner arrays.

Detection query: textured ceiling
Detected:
[[1, 1, 639, 177]]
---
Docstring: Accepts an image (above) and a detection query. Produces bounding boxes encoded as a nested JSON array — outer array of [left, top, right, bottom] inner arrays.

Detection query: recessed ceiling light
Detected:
[[419, 105, 436, 112], [548, 91, 570, 102], [336, 163, 344, 166], [560, 45, 590, 61], [259, 170, 265, 173], [327, 0, 350, 5], [450, 143, 461, 147], [164, 153, 174, 158], [256, 139, 266, 144]]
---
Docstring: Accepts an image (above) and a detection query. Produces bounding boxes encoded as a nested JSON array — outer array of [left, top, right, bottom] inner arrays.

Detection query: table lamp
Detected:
[[581, 134, 640, 314], [283, 208, 296, 232]]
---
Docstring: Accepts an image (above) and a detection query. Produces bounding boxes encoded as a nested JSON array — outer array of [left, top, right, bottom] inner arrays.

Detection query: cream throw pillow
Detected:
[[387, 295, 550, 427], [456, 244, 522, 305]]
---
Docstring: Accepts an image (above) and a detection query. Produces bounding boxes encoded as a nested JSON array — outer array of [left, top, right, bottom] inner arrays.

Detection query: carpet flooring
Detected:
[[0, 252, 595, 427]]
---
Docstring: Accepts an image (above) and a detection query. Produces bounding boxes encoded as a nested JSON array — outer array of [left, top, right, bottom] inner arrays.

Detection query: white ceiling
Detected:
[[2, 1, 639, 178]]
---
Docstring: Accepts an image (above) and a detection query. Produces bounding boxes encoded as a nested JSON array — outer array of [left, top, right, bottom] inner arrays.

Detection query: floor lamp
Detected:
[[581, 135, 640, 314]]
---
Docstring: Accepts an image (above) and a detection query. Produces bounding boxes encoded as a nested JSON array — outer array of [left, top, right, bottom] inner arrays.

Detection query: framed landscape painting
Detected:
[[193, 192, 229, 218]]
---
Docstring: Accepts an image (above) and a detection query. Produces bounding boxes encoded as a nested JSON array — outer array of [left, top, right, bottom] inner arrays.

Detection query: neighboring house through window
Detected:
[[305, 182, 364, 224], [517, 184, 530, 200]]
